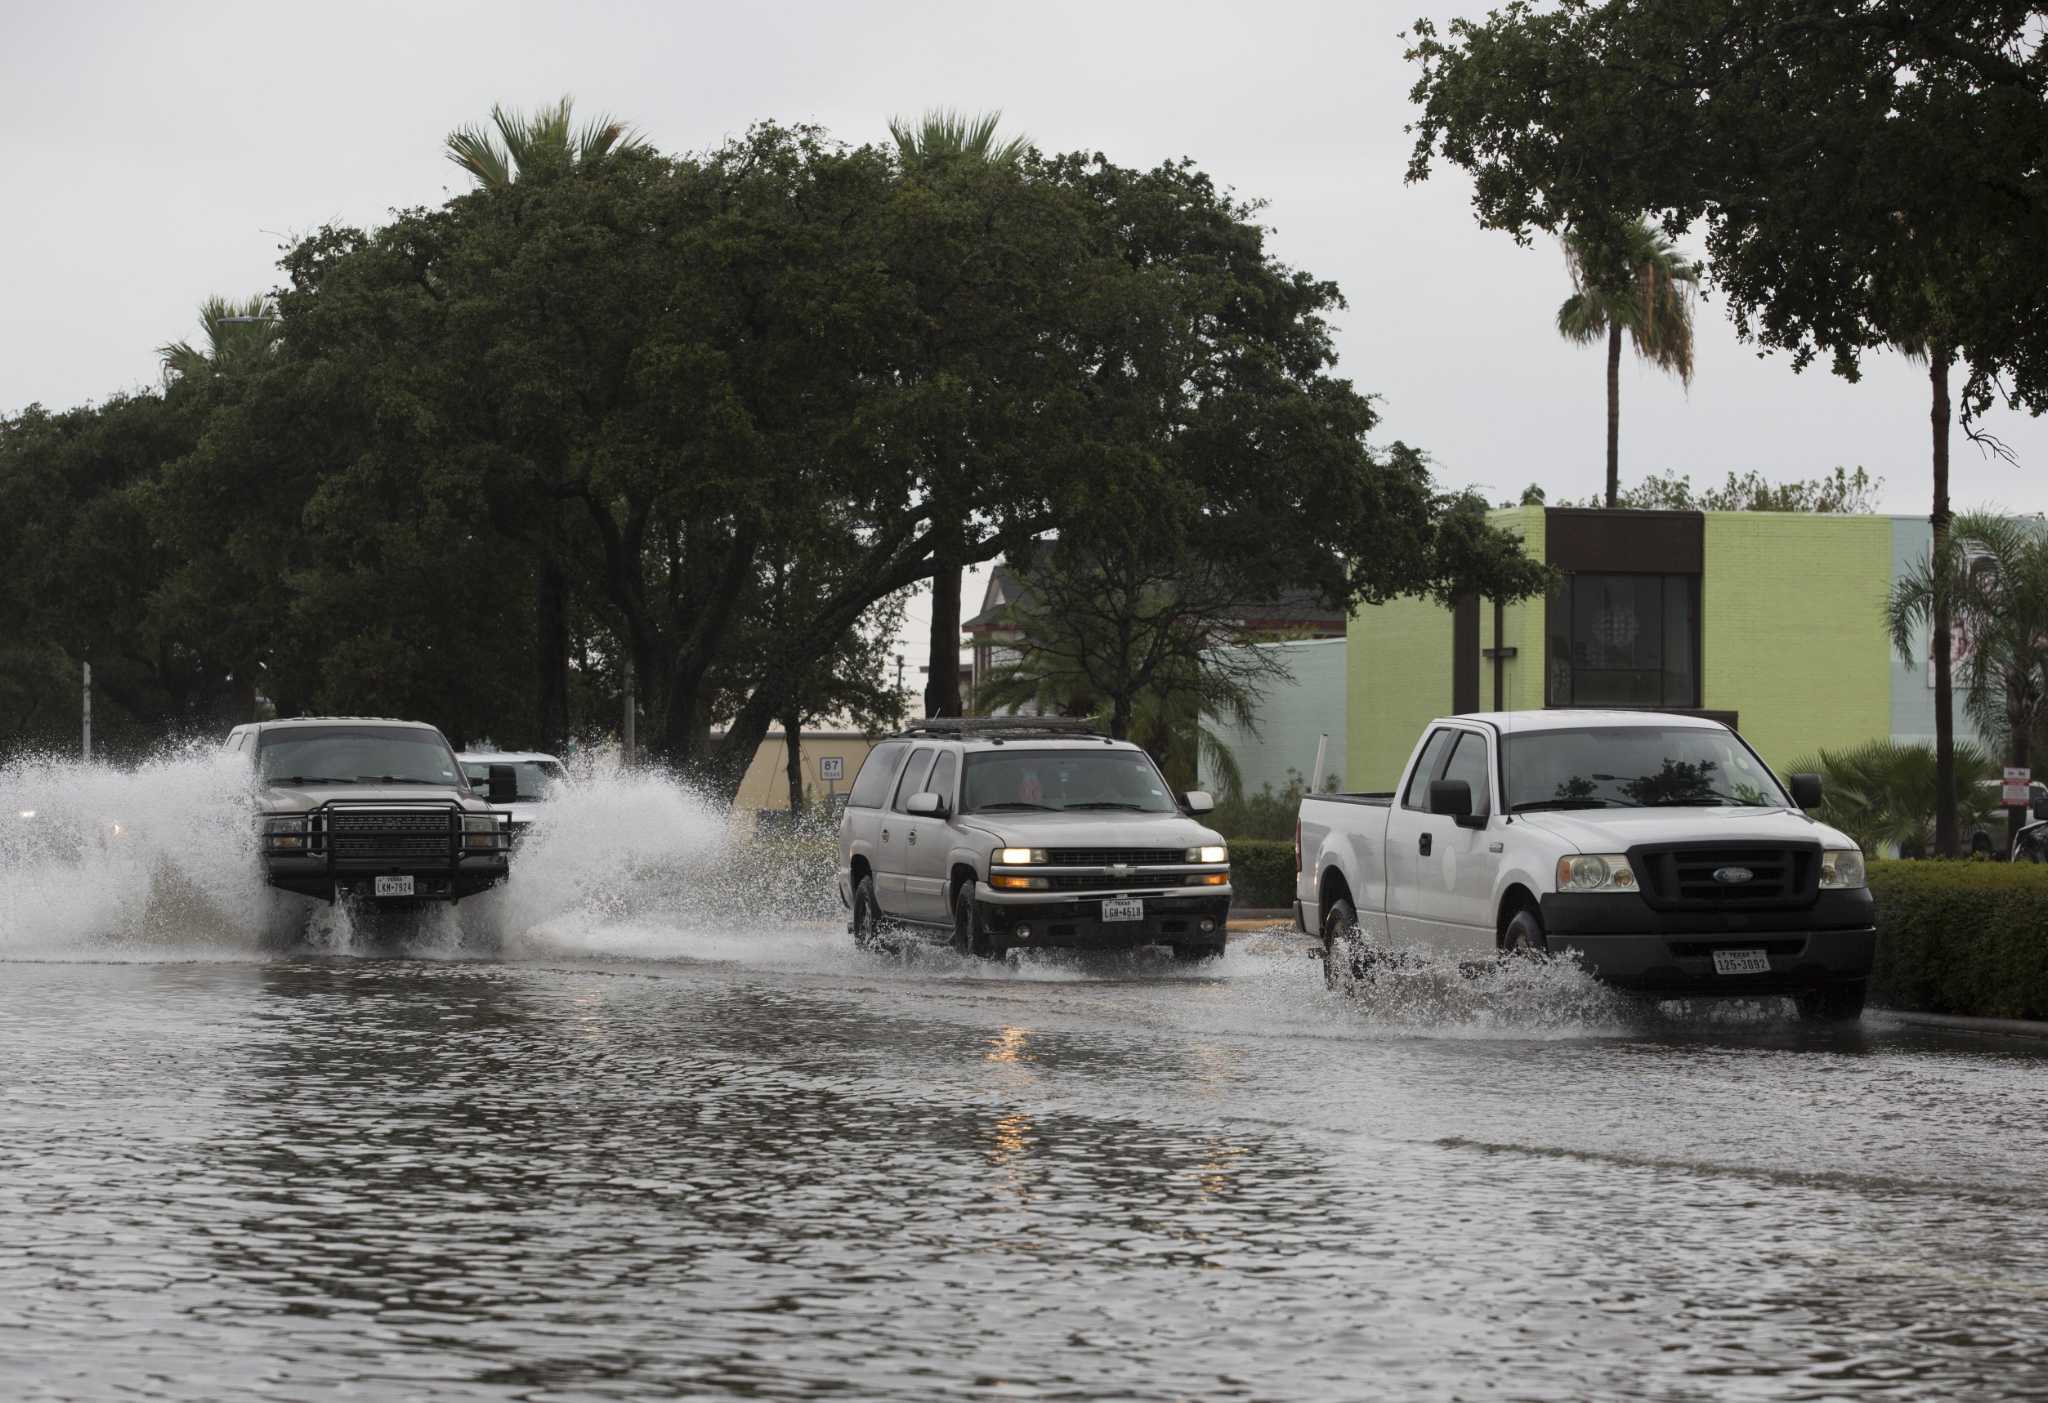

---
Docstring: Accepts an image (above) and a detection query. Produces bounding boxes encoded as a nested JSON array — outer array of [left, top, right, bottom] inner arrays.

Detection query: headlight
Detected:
[[1186, 845, 1228, 864], [1556, 853, 1639, 893], [264, 815, 307, 850], [994, 847, 1047, 865], [1819, 849, 1866, 889], [462, 813, 502, 851], [17, 809, 35, 820]]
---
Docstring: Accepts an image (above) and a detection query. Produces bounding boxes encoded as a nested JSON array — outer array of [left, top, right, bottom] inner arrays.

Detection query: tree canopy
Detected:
[[2, 114, 1548, 794], [1406, 0, 2048, 423]]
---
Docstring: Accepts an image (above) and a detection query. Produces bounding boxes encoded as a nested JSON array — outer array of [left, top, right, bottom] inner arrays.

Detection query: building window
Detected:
[[1546, 573, 1700, 708]]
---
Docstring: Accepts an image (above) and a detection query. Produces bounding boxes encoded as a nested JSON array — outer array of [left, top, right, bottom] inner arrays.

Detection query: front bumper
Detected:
[[976, 884, 1231, 949], [1540, 888, 1876, 994], [263, 855, 508, 903]]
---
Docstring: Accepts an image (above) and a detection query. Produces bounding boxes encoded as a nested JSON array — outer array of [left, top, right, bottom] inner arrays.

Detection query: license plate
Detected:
[[1712, 948, 1770, 976], [1101, 898, 1144, 923], [374, 876, 415, 898]]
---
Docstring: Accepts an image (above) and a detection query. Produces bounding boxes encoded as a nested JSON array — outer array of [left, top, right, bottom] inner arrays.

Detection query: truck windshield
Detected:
[[961, 750, 1179, 814], [258, 727, 464, 786], [460, 761, 565, 800], [1501, 726, 1791, 811]]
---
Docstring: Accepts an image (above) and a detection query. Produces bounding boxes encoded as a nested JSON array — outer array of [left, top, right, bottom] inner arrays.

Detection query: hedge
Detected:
[[1869, 861, 2048, 1019], [1229, 838, 1296, 909]]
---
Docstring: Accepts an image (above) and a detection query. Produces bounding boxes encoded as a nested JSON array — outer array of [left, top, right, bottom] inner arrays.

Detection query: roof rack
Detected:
[[897, 717, 1108, 741]]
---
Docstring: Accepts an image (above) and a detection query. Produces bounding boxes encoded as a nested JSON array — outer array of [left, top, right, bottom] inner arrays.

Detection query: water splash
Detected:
[[1322, 943, 1640, 1037], [0, 747, 271, 958]]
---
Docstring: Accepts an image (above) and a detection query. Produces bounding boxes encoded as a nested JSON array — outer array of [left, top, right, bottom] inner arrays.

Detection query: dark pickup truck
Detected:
[[225, 717, 513, 906]]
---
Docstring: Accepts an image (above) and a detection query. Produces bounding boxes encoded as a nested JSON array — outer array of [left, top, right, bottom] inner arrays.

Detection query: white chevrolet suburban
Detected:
[[1296, 710, 1876, 1021], [837, 718, 1233, 960]]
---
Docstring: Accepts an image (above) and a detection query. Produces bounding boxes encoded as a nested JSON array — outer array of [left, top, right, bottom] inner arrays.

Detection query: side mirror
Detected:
[[486, 764, 518, 804], [1788, 772, 1823, 811], [1429, 779, 1485, 828], [1182, 790, 1215, 815], [2034, 796, 2048, 821], [905, 791, 947, 818]]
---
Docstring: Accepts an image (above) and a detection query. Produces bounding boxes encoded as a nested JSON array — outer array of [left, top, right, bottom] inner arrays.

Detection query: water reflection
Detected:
[[2, 953, 2046, 1401]]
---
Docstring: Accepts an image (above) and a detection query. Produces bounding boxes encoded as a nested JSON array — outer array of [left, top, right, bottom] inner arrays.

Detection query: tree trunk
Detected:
[[535, 558, 569, 751], [1930, 339, 1959, 860], [783, 701, 804, 826], [1605, 322, 1622, 508], [924, 536, 963, 720], [1109, 692, 1132, 741], [2008, 725, 2030, 855]]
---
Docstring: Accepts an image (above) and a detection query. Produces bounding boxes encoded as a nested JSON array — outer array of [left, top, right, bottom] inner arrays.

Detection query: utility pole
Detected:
[[622, 660, 637, 769], [82, 662, 92, 764]]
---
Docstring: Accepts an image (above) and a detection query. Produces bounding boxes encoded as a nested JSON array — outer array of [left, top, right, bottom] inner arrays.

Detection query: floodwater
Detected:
[[5, 755, 2048, 1400]]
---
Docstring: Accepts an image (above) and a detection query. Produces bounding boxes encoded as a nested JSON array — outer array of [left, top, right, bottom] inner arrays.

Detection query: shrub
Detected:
[[1230, 838, 1296, 908], [1869, 861, 2048, 1019]]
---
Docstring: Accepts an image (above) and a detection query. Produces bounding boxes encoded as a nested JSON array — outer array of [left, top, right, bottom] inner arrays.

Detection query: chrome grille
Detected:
[[1045, 848, 1183, 867]]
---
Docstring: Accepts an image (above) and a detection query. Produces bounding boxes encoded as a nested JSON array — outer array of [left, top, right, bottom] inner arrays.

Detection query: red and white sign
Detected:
[[2004, 767, 2032, 807]]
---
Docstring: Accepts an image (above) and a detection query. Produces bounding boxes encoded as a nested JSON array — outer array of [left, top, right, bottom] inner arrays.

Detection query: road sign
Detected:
[[2004, 766, 2032, 806], [819, 756, 844, 781]]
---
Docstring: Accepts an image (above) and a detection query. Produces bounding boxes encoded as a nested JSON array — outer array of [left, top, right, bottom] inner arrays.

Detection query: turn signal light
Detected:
[[992, 874, 1049, 891], [1186, 873, 1229, 886]]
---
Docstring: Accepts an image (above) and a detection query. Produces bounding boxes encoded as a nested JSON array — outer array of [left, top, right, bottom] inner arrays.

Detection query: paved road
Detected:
[[5, 922, 2046, 1401]]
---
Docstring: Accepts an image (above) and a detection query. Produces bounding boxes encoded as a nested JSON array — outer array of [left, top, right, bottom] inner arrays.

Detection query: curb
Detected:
[[1877, 1008, 2048, 1039]]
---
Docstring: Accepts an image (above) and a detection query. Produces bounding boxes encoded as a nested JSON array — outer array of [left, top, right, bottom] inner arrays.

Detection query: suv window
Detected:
[[1403, 729, 1457, 810], [256, 725, 461, 786], [893, 748, 937, 812], [1440, 731, 1491, 816], [926, 752, 958, 809], [847, 743, 908, 809]]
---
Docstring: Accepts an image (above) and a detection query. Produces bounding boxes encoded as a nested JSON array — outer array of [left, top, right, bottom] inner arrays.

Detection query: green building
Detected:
[[1346, 506, 1976, 789]]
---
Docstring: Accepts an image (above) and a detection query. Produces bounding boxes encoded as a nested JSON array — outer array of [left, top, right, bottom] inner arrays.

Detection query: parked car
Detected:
[[837, 718, 1232, 961], [225, 718, 513, 907], [2015, 820, 2048, 864], [1968, 779, 2048, 856], [457, 750, 566, 842], [1295, 710, 1876, 1021]]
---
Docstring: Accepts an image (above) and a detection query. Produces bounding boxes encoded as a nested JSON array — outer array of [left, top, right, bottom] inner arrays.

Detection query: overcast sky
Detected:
[[8, 0, 2045, 681]]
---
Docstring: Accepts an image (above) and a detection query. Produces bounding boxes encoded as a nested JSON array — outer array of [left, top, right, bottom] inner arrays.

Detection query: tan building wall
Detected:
[[729, 730, 885, 812]]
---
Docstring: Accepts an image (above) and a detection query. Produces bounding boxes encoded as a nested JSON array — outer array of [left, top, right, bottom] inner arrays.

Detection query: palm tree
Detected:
[[1556, 218, 1701, 508], [1786, 738, 2000, 857], [445, 96, 644, 189], [1889, 512, 2048, 851], [157, 294, 280, 386], [885, 108, 1030, 722]]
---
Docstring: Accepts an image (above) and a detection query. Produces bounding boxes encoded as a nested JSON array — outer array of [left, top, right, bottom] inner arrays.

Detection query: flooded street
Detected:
[[4, 759, 2048, 1400], [6, 937, 2048, 1401]]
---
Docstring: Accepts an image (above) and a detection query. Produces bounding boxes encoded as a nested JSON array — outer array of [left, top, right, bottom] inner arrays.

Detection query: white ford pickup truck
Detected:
[[1295, 710, 1875, 1021]]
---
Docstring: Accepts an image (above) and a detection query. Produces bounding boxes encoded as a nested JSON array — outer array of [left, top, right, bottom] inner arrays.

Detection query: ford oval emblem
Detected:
[[1713, 866, 1755, 885]]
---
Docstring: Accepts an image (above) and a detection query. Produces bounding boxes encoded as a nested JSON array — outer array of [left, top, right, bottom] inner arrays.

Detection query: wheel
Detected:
[[851, 874, 886, 951], [1172, 942, 1225, 962], [1501, 906, 1548, 958], [950, 884, 1006, 960], [1796, 980, 1867, 1023], [1321, 896, 1372, 989]]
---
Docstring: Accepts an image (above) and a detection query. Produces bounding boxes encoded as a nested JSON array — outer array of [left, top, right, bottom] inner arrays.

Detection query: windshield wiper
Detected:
[[1512, 798, 1621, 812], [1643, 794, 1755, 807], [357, 776, 444, 785], [973, 801, 1060, 812], [268, 776, 356, 785], [1064, 801, 1151, 811]]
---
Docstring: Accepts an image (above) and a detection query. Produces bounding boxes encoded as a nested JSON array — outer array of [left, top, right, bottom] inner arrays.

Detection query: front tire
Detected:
[[1322, 896, 1372, 989], [951, 885, 1006, 960], [851, 875, 886, 951], [1502, 906, 1548, 958], [1796, 980, 1867, 1023]]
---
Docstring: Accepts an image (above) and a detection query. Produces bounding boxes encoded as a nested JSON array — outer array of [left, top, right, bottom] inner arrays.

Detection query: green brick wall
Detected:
[[1347, 594, 1452, 791], [1701, 512, 1894, 767], [1346, 507, 1548, 790]]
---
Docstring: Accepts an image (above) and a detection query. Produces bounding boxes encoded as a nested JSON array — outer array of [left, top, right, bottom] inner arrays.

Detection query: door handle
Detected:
[[1419, 833, 1432, 857], [907, 831, 918, 846], [881, 828, 891, 842]]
